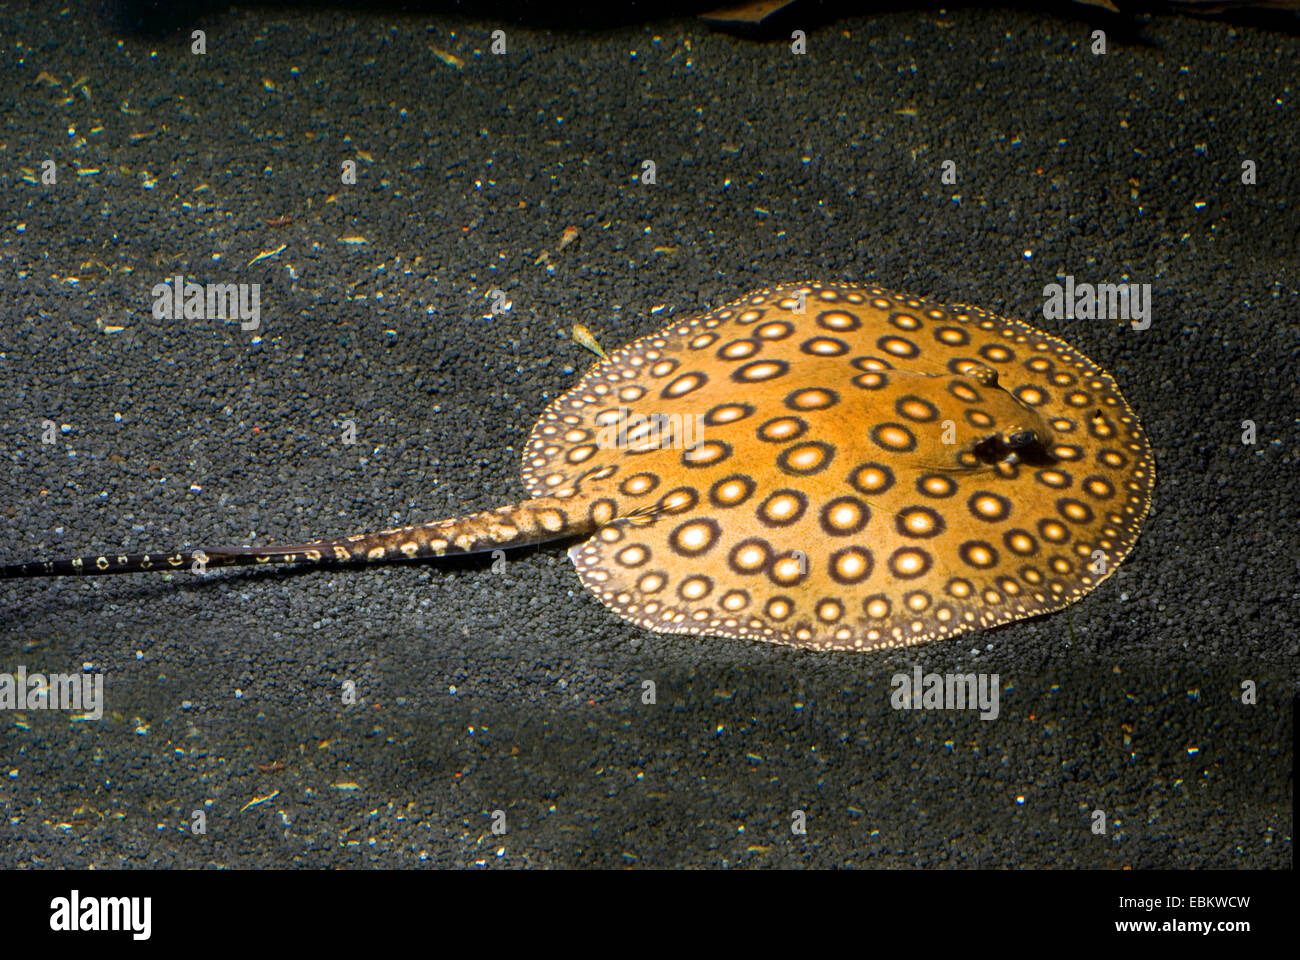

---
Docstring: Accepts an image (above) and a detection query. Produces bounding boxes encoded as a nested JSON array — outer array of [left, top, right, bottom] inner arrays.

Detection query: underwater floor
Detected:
[[0, 1, 1293, 867]]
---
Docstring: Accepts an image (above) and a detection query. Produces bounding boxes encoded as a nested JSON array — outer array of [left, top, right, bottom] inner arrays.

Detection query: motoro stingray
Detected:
[[2, 282, 1155, 651]]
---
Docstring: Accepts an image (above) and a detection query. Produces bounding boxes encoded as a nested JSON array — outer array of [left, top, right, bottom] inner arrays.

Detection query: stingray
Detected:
[[1, 282, 1154, 651]]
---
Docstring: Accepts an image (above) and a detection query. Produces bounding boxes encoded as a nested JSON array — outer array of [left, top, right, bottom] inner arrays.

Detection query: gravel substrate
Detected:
[[0, 1, 1293, 867]]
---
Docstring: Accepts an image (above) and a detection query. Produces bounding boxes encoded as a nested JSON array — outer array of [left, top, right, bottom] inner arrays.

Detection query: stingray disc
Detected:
[[522, 282, 1154, 651]]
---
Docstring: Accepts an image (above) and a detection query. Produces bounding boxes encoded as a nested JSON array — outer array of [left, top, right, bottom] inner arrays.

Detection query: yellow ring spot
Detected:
[[680, 576, 712, 599], [617, 545, 649, 567], [721, 590, 750, 611], [637, 572, 666, 593]]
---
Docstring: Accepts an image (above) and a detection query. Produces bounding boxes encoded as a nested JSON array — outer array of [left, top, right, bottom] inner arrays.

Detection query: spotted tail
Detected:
[[0, 498, 591, 579]]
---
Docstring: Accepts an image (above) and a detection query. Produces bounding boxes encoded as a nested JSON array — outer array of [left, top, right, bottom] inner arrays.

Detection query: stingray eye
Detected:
[[959, 361, 999, 388], [972, 435, 1004, 464], [1006, 429, 1037, 449]]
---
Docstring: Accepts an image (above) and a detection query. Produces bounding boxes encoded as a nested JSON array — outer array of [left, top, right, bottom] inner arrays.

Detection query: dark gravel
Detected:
[[0, 2, 1293, 868]]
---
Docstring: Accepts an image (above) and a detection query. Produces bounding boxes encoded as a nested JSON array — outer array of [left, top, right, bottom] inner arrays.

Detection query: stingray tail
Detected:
[[0, 497, 593, 579]]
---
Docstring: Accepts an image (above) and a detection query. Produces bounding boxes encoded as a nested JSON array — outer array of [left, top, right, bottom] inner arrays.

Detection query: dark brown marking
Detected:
[[968, 491, 1012, 522], [819, 496, 870, 536], [757, 416, 808, 444], [669, 518, 721, 557], [728, 538, 773, 575], [896, 506, 946, 539], [828, 546, 874, 584], [895, 395, 940, 422], [708, 474, 757, 508], [848, 462, 895, 495], [756, 489, 808, 527], [776, 441, 834, 476], [732, 359, 790, 383], [888, 547, 933, 580], [785, 388, 839, 411], [958, 540, 999, 569], [870, 422, 917, 453]]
